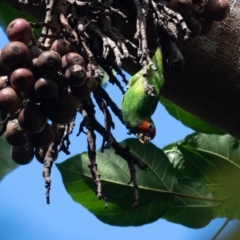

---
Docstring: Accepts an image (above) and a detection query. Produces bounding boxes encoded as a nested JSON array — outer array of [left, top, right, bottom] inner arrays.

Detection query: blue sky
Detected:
[[0, 27, 238, 240]]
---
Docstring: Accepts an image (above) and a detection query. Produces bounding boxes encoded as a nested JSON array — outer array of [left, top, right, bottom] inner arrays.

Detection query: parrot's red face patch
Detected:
[[136, 120, 156, 143]]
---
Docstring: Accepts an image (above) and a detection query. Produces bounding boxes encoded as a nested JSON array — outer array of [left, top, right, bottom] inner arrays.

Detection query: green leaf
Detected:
[[0, 137, 17, 182], [165, 133, 240, 219], [57, 138, 178, 226], [163, 179, 213, 229], [160, 97, 224, 135]]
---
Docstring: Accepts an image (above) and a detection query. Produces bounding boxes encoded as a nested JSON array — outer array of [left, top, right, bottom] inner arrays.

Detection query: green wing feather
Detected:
[[121, 47, 164, 129]]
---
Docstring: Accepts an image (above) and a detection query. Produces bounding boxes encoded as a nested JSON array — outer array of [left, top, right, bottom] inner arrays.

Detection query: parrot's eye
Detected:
[[149, 123, 154, 130]]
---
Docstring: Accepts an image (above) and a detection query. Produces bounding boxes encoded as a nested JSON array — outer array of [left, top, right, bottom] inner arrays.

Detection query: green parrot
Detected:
[[121, 46, 164, 143]]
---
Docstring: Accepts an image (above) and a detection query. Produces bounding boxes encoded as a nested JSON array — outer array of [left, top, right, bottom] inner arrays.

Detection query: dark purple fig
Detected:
[[185, 17, 202, 37], [4, 118, 28, 147], [70, 75, 96, 99], [205, 0, 230, 21], [34, 78, 58, 100], [27, 123, 55, 148], [10, 144, 34, 165], [51, 39, 71, 56], [6, 18, 33, 44], [43, 91, 79, 123], [168, 0, 193, 17], [65, 64, 87, 87], [37, 50, 62, 75], [35, 146, 59, 164], [10, 68, 35, 92], [29, 45, 42, 59], [0, 41, 30, 71], [18, 104, 47, 134], [0, 87, 22, 113], [62, 52, 85, 70]]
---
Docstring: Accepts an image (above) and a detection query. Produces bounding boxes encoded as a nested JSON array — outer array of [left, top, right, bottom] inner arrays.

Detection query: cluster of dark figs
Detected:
[[0, 18, 94, 165], [168, 0, 230, 36]]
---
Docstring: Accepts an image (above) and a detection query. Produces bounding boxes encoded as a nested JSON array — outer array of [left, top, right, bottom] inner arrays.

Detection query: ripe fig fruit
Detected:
[[10, 68, 35, 92], [185, 17, 202, 37], [70, 75, 95, 99], [34, 78, 58, 100], [10, 144, 34, 165], [205, 0, 230, 21], [35, 146, 59, 164], [27, 123, 55, 148], [0, 87, 22, 113], [0, 41, 30, 71], [4, 118, 28, 147], [29, 45, 42, 59], [37, 50, 62, 75], [62, 52, 86, 69], [6, 18, 33, 44], [1, 41, 30, 67], [65, 64, 87, 87], [18, 104, 47, 134], [168, 0, 193, 17], [43, 91, 79, 123], [51, 39, 71, 56]]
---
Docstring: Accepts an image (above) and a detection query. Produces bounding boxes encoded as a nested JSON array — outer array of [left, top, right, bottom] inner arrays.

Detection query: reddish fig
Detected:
[[27, 123, 55, 148], [10, 68, 35, 92], [0, 41, 30, 71], [43, 92, 79, 123], [34, 78, 58, 100], [51, 39, 71, 56], [70, 75, 96, 99], [65, 64, 87, 87], [62, 52, 85, 69], [0, 87, 22, 113], [205, 0, 230, 21], [6, 18, 33, 44], [168, 0, 193, 17], [18, 104, 47, 134], [37, 50, 62, 75], [29, 45, 42, 59], [10, 144, 34, 165], [35, 146, 59, 164], [185, 17, 202, 37], [4, 118, 28, 147]]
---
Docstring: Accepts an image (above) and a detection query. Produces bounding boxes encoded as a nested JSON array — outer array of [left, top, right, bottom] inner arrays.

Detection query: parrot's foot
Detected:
[[136, 133, 151, 144], [144, 84, 157, 97]]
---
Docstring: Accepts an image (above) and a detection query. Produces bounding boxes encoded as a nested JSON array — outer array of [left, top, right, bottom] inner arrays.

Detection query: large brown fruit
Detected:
[[168, 0, 193, 17], [51, 39, 71, 56], [4, 118, 28, 147], [6, 18, 33, 44], [205, 0, 230, 21], [0, 41, 30, 71], [34, 78, 58, 100], [43, 92, 79, 123], [0, 87, 22, 113], [35, 146, 59, 164], [65, 64, 87, 87], [10, 68, 35, 92], [18, 104, 47, 134], [27, 123, 55, 148], [37, 50, 62, 75], [62, 52, 86, 70], [10, 144, 34, 165]]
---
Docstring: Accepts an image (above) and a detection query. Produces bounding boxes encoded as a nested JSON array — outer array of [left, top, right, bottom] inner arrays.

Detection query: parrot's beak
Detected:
[[135, 133, 151, 144]]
